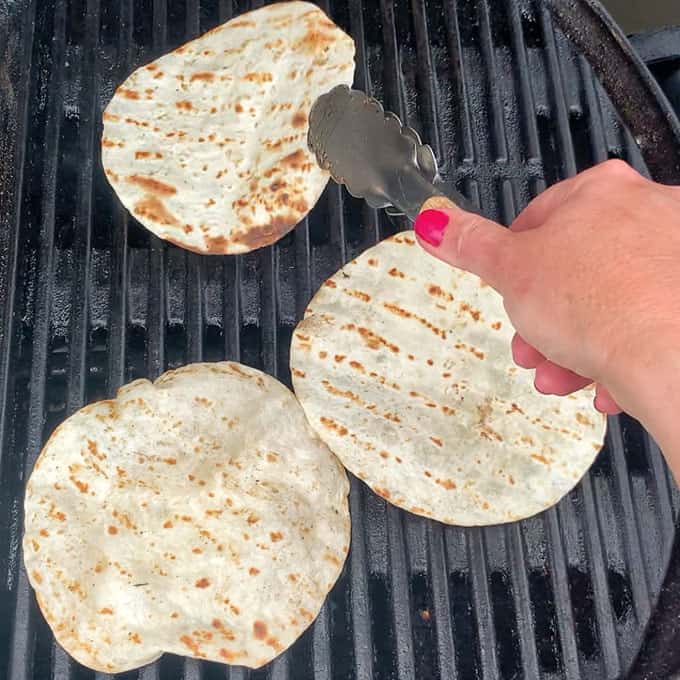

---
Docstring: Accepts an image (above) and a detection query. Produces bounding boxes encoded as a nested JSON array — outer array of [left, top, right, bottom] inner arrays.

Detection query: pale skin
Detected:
[[414, 159, 680, 482]]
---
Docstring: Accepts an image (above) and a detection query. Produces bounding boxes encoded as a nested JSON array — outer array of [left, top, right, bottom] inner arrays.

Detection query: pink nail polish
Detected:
[[414, 209, 449, 247]]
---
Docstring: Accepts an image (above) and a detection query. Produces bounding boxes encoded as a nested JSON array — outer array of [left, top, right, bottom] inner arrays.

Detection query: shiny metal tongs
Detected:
[[308, 85, 474, 221]]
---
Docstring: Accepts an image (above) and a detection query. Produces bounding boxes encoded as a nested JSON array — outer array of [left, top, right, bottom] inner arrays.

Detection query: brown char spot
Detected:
[[31, 570, 43, 584], [270, 531, 283, 542], [231, 19, 256, 27], [39, 529, 49, 537], [575, 412, 593, 426], [117, 88, 140, 100], [319, 416, 348, 436], [99, 607, 114, 615], [291, 368, 305, 378], [71, 478, 88, 493], [235, 103, 244, 113], [253, 621, 268, 640], [429, 436, 443, 447], [356, 326, 399, 353], [249, 567, 260, 575], [191, 72, 215, 82], [459, 302, 481, 321], [281, 149, 307, 170], [107, 526, 118, 535], [219, 649, 238, 662], [297, 27, 335, 55], [344, 288, 371, 302], [436, 478, 457, 490], [292, 111, 307, 128], [388, 267, 405, 278], [324, 279, 337, 288], [176, 100, 193, 111], [244, 72, 273, 83], [230, 213, 300, 251], [427, 284, 454, 302], [127, 175, 176, 197], [374, 487, 391, 499], [195, 578, 210, 588], [163, 520, 173, 528], [491, 321, 502, 330], [180, 634, 202, 656], [531, 454, 550, 465]]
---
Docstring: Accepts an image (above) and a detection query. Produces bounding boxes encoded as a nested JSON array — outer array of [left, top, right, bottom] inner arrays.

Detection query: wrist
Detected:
[[608, 324, 680, 478]]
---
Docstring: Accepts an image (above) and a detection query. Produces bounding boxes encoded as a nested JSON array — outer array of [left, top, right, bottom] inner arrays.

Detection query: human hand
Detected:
[[413, 160, 680, 439]]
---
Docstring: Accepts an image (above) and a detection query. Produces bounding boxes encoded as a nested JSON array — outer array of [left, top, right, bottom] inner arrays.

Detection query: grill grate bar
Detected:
[[348, 481, 374, 680], [443, 0, 474, 164], [311, 601, 332, 680], [468, 533, 499, 679], [545, 508, 582, 679], [0, 0, 38, 482], [386, 506, 416, 679], [506, 1, 540, 161], [183, 2, 205, 372], [107, 0, 133, 392], [506, 523, 541, 678], [8, 1, 68, 678], [409, 0, 443, 164], [0, 5, 37, 671], [427, 523, 458, 679], [540, 8, 578, 178], [605, 419, 651, 622], [378, 0, 406, 121], [477, 0, 508, 163]]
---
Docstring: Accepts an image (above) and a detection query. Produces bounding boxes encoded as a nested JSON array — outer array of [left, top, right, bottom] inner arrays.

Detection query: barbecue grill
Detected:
[[2, 0, 680, 678]]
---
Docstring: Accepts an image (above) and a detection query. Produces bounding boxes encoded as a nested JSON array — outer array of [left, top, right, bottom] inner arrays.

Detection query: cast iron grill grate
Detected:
[[0, 0, 678, 678]]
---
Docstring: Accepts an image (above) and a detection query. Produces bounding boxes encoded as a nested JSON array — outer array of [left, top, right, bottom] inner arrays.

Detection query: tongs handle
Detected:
[[396, 164, 476, 221]]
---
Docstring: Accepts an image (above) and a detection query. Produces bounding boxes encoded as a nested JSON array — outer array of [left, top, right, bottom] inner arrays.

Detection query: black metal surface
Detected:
[[1, 1, 680, 679], [545, 0, 680, 184]]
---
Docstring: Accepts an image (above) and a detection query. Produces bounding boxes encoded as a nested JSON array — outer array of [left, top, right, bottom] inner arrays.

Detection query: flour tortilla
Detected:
[[23, 363, 350, 672], [101, 2, 355, 254], [290, 231, 607, 526]]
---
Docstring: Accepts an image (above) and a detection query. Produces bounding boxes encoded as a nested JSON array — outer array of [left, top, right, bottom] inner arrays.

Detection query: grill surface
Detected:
[[1, 1, 679, 679]]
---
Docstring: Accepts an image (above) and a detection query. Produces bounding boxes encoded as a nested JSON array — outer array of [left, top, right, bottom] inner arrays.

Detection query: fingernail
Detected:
[[414, 209, 449, 247]]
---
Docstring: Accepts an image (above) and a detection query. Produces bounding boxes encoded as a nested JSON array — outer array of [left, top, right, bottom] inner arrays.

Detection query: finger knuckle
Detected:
[[600, 158, 639, 180]]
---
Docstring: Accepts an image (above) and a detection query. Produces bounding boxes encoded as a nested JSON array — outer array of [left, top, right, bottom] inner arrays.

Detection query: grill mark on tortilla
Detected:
[[341, 323, 399, 353], [117, 88, 140, 100], [191, 72, 215, 82], [382, 302, 446, 339], [126, 175, 176, 196], [134, 195, 180, 227]]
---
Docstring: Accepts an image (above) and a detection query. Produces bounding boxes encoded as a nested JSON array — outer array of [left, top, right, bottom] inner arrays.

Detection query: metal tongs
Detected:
[[308, 85, 474, 221]]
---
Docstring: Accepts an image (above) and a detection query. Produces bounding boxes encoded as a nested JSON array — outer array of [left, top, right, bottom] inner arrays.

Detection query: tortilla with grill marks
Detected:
[[101, 2, 355, 254], [290, 231, 606, 526], [23, 362, 350, 672]]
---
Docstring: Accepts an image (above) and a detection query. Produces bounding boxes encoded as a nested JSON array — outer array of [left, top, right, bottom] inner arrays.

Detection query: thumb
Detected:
[[414, 196, 515, 293]]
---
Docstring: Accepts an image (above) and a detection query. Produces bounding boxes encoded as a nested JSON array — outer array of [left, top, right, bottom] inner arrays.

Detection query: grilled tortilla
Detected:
[[290, 231, 606, 526], [101, 2, 355, 254], [23, 363, 350, 671]]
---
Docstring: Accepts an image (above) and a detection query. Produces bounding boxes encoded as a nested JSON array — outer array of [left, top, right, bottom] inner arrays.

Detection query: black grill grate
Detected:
[[1, 1, 679, 678]]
